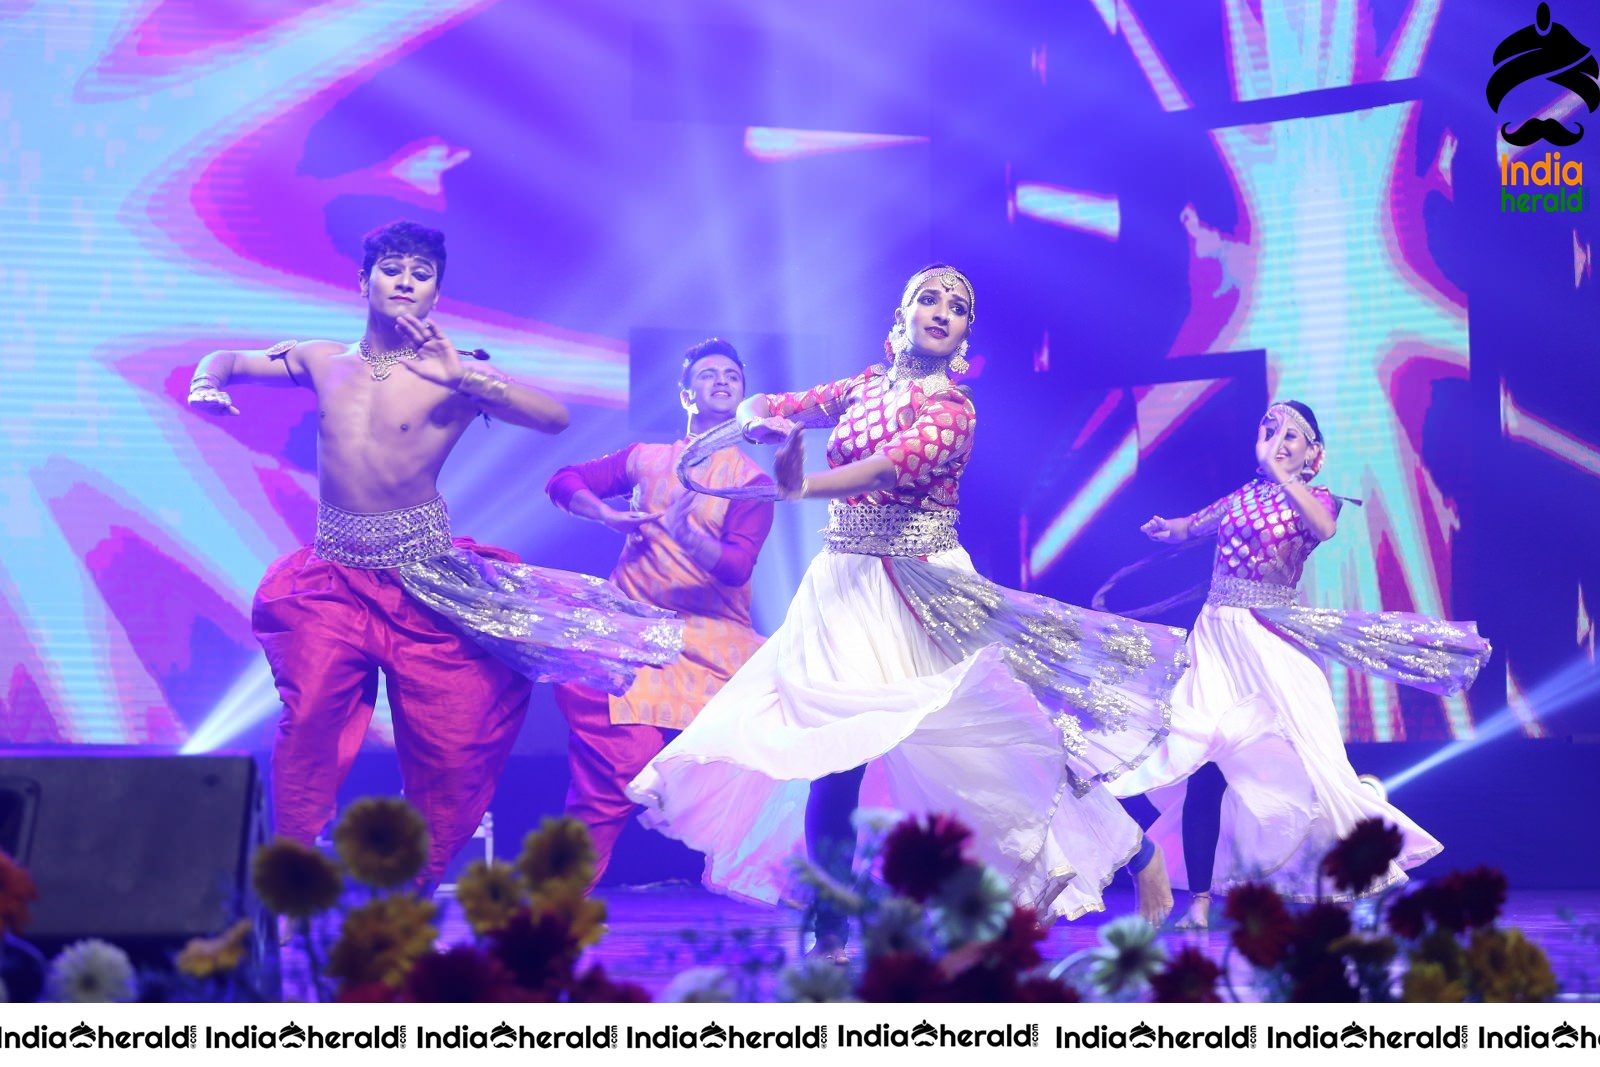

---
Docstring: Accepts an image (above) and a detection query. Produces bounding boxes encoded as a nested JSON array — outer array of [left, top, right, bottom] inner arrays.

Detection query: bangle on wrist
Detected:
[[782, 476, 809, 502], [457, 367, 511, 405], [740, 418, 762, 443]]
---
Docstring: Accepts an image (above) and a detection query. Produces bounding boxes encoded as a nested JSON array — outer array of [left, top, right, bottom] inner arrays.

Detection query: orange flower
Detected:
[[176, 919, 254, 978], [516, 817, 596, 896], [456, 860, 525, 937], [327, 896, 438, 990], [530, 882, 607, 949], [333, 797, 430, 889], [1467, 927, 1558, 1003], [250, 838, 343, 919]]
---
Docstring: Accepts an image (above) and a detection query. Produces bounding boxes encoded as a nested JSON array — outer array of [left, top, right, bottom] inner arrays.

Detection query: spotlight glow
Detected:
[[1385, 656, 1600, 793]]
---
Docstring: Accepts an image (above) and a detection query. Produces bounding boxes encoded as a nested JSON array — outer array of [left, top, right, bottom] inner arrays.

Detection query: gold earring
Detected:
[[949, 342, 970, 375]]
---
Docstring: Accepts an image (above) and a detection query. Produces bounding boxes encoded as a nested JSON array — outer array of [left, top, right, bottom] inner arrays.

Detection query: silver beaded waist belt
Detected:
[[1206, 575, 1300, 609], [315, 497, 454, 569], [822, 501, 959, 557]]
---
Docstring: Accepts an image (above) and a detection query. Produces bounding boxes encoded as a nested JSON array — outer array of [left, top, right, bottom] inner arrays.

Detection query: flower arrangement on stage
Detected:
[[0, 849, 146, 1003], [675, 810, 1085, 1003], [255, 799, 648, 1003], [0, 806, 1567, 1004], [1198, 817, 1556, 1003], [686, 811, 1561, 1005]]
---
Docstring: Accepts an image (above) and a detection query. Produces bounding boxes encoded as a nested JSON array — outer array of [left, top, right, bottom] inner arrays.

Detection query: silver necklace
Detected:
[[358, 338, 418, 381]]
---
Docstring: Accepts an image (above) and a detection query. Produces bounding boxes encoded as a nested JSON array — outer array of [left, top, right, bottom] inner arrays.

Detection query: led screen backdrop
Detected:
[[2, 0, 1595, 752]]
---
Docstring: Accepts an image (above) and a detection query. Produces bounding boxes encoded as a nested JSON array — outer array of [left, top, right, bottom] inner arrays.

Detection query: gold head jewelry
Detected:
[[1265, 402, 1318, 444], [899, 266, 975, 321]]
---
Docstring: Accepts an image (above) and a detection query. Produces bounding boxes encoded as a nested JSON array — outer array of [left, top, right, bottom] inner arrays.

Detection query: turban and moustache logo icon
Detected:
[[1487, 3, 1600, 147]]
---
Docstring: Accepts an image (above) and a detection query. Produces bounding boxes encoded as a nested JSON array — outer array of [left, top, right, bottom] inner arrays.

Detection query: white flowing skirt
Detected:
[[1111, 603, 1441, 899], [627, 547, 1143, 921]]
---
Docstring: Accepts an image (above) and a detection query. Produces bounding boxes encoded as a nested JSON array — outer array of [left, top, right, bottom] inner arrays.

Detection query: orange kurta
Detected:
[[551, 439, 772, 728]]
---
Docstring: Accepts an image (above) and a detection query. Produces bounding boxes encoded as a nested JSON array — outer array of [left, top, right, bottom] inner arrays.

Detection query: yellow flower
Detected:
[[1467, 927, 1558, 1003], [516, 817, 596, 895], [326, 895, 438, 990], [1410, 927, 1466, 981], [251, 838, 343, 919], [1401, 961, 1467, 1003], [530, 882, 607, 949], [1330, 934, 1397, 968], [333, 797, 430, 889], [456, 860, 526, 936], [176, 919, 254, 978]]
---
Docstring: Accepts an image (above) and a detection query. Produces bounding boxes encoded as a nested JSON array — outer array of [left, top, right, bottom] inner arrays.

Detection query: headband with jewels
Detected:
[[1265, 401, 1326, 480], [1265, 402, 1319, 444], [900, 267, 975, 322]]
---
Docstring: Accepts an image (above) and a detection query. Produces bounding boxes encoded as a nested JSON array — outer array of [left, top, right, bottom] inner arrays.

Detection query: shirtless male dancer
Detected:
[[188, 220, 682, 886]]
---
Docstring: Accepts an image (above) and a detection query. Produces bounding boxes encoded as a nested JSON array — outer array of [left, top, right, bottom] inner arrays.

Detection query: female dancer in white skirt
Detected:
[[627, 265, 1192, 958], [1113, 401, 1490, 927]]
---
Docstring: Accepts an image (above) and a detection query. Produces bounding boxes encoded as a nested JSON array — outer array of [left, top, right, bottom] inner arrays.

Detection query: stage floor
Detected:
[[284, 882, 1600, 1002]]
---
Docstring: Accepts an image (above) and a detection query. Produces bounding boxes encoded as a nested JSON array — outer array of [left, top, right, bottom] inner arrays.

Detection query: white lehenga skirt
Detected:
[[627, 546, 1146, 922], [1111, 602, 1443, 900]]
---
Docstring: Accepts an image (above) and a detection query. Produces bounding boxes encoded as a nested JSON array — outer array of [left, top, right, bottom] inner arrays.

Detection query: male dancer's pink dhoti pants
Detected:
[[253, 541, 531, 886], [553, 682, 676, 884]]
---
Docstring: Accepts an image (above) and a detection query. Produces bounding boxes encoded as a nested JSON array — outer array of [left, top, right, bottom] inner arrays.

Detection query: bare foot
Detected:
[[1174, 892, 1211, 930], [1133, 842, 1175, 926], [806, 935, 850, 965]]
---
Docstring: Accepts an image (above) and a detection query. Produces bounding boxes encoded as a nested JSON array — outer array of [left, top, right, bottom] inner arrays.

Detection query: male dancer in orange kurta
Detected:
[[546, 339, 774, 882]]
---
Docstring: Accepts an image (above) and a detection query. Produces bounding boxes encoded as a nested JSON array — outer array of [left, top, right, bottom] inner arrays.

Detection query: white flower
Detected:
[[863, 896, 931, 959], [786, 855, 864, 913], [1084, 915, 1167, 996], [850, 808, 904, 838], [777, 959, 856, 1003], [46, 939, 136, 1003], [932, 863, 1014, 947], [659, 965, 735, 1003]]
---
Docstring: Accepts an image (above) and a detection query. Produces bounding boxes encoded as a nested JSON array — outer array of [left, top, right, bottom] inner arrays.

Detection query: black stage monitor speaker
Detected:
[[0, 752, 264, 957]]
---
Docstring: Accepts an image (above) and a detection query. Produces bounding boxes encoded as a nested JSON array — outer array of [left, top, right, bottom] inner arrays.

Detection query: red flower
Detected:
[[488, 911, 581, 995], [857, 951, 947, 1002], [981, 906, 1047, 972], [337, 982, 399, 1002], [1015, 976, 1081, 1002], [0, 851, 39, 936], [1387, 891, 1429, 940], [1419, 879, 1469, 934], [1224, 883, 1294, 968], [404, 946, 519, 1003], [1320, 818, 1403, 896], [944, 962, 1018, 1002], [567, 963, 652, 1003], [1282, 903, 1358, 1002], [1456, 867, 1508, 929], [1288, 957, 1360, 1003], [1149, 947, 1222, 1003], [881, 815, 972, 901], [1289, 901, 1352, 956]]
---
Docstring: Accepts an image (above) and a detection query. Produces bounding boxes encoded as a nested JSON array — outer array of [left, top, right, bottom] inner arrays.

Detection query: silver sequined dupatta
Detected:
[[398, 549, 685, 696], [1250, 606, 1490, 696], [882, 556, 1190, 798], [676, 405, 842, 501]]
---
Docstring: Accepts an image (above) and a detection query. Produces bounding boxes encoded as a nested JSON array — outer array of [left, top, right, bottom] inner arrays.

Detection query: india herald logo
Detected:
[[1488, 3, 1600, 146]]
